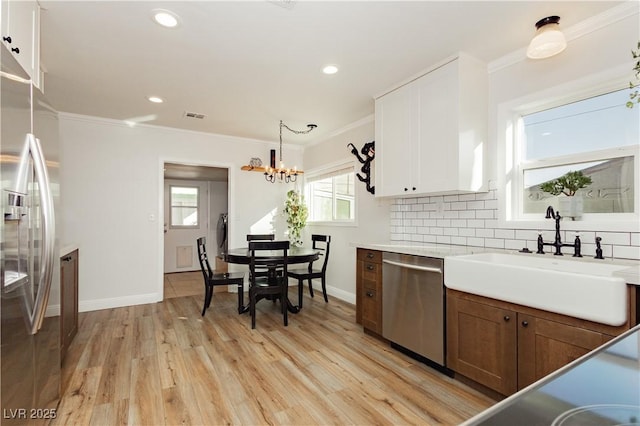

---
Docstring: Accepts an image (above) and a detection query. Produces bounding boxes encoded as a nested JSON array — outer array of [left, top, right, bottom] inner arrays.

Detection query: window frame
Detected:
[[169, 185, 200, 229], [497, 74, 640, 232], [304, 161, 357, 226]]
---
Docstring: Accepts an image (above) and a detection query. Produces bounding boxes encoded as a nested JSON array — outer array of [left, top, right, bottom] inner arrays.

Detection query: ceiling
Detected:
[[39, 1, 623, 146]]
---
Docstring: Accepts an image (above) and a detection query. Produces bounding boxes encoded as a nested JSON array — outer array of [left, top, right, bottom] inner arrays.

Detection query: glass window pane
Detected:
[[170, 186, 199, 226], [171, 207, 198, 226], [523, 89, 639, 161], [171, 186, 198, 207], [523, 156, 634, 214], [306, 169, 355, 222], [336, 198, 353, 220]]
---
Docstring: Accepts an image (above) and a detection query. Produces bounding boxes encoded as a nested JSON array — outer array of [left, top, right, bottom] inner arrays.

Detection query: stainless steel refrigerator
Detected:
[[1, 44, 61, 423]]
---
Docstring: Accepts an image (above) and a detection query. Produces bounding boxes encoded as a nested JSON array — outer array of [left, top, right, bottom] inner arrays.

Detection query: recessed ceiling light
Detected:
[[152, 9, 180, 28], [147, 96, 164, 103], [322, 64, 339, 75]]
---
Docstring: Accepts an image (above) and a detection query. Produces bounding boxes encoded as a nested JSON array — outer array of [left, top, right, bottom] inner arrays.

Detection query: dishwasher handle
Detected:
[[382, 259, 442, 274]]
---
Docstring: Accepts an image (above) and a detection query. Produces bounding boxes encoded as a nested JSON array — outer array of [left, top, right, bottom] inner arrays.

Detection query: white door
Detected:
[[163, 179, 211, 274]]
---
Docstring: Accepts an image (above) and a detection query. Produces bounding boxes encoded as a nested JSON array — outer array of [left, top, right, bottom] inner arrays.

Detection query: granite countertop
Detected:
[[351, 242, 640, 285], [463, 324, 640, 425]]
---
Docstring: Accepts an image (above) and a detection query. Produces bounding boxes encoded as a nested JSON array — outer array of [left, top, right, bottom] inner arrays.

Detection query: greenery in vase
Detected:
[[628, 41, 640, 108], [284, 189, 308, 247], [539, 170, 592, 197]]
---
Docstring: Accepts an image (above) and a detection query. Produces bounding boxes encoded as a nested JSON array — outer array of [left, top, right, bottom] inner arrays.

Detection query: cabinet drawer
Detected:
[[357, 249, 381, 263]]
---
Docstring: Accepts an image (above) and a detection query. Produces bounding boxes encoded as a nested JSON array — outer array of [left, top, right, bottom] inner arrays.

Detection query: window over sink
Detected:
[[499, 77, 640, 231]]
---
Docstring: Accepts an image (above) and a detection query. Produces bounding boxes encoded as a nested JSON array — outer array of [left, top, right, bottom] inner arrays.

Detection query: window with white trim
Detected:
[[305, 165, 355, 223], [511, 87, 639, 222], [170, 186, 199, 227]]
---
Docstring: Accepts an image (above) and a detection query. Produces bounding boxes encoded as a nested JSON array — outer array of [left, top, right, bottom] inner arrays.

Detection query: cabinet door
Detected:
[[359, 259, 382, 334], [375, 84, 413, 197], [517, 315, 606, 389], [447, 295, 517, 395], [415, 60, 458, 193], [2, 0, 39, 87], [60, 250, 79, 360]]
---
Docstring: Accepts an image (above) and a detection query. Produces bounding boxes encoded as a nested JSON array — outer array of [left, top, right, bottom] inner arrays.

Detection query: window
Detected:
[[170, 186, 199, 227], [305, 165, 355, 223], [510, 87, 639, 222]]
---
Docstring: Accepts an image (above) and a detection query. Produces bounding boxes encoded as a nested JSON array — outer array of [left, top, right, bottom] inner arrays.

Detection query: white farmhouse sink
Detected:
[[444, 252, 629, 326]]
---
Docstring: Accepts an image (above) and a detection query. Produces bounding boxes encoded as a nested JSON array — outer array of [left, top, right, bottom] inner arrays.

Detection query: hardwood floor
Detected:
[[54, 289, 495, 425]]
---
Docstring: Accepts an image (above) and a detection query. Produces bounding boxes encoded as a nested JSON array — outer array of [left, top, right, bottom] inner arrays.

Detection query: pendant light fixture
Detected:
[[526, 16, 567, 59], [241, 120, 316, 183]]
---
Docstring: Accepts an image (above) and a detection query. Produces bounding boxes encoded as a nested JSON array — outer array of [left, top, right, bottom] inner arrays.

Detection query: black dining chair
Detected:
[[248, 240, 290, 329], [246, 234, 276, 280], [287, 234, 331, 308], [197, 237, 245, 316], [246, 234, 275, 241]]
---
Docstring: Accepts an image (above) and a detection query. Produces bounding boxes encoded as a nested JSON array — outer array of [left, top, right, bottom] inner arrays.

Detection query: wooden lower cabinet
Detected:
[[355, 249, 382, 334], [447, 289, 627, 396], [60, 249, 79, 361]]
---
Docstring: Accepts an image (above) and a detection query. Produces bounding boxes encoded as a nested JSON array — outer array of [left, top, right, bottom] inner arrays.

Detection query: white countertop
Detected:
[[60, 243, 79, 256], [351, 242, 640, 285]]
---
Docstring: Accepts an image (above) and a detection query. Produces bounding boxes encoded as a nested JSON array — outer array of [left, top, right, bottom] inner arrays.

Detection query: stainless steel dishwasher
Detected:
[[382, 252, 445, 367]]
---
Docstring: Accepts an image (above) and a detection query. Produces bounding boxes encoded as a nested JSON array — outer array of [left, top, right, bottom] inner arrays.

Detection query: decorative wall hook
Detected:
[[347, 141, 375, 194]]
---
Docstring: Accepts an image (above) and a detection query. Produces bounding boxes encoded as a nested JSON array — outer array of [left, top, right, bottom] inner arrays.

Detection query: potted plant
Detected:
[[540, 170, 592, 220], [627, 41, 640, 108], [284, 189, 308, 247]]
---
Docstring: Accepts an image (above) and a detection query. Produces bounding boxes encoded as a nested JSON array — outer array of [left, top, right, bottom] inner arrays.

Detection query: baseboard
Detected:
[[79, 293, 161, 312]]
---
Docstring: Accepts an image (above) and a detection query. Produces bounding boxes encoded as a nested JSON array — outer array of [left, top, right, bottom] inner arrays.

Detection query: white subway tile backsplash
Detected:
[[476, 210, 494, 219], [467, 219, 485, 228], [485, 239, 505, 249], [467, 200, 485, 210], [459, 210, 476, 219], [495, 229, 515, 239], [389, 195, 639, 260], [451, 236, 467, 245], [467, 237, 484, 247], [596, 232, 631, 246], [476, 228, 494, 238], [459, 193, 477, 201], [437, 219, 451, 227], [459, 228, 476, 237], [436, 235, 452, 244], [613, 245, 640, 260]]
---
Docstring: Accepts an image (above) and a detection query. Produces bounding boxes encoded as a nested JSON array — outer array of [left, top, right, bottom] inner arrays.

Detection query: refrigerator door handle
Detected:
[[26, 134, 56, 334]]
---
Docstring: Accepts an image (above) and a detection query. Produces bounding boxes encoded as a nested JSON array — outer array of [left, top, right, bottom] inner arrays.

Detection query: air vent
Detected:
[[184, 111, 206, 120]]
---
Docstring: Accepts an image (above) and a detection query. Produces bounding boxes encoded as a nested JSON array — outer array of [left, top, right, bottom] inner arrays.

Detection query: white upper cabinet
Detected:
[[375, 53, 488, 197], [1, 0, 40, 88]]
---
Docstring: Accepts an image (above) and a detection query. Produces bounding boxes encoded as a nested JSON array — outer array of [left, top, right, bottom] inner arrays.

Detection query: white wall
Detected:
[[59, 114, 301, 312], [390, 6, 640, 260], [302, 117, 392, 303]]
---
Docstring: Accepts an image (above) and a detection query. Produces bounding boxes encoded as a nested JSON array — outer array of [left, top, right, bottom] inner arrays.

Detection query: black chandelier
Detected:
[[264, 120, 316, 183]]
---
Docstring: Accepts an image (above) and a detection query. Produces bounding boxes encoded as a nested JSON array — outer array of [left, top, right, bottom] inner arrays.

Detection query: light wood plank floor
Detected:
[[54, 289, 495, 425]]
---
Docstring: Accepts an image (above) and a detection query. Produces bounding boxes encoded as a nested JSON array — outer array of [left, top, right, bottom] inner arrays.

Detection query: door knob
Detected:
[[3, 36, 11, 43], [522, 321, 529, 327], [11, 47, 19, 54], [366, 291, 374, 297], [503, 315, 510, 321]]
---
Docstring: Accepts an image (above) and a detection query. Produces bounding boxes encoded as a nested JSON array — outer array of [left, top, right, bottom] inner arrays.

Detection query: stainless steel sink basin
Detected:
[[444, 252, 629, 326]]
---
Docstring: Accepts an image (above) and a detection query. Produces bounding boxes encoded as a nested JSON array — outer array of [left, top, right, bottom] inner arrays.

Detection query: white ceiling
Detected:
[[39, 1, 623, 145]]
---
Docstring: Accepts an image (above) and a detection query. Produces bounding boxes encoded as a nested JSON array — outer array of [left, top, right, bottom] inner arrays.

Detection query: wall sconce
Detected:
[[526, 16, 567, 59]]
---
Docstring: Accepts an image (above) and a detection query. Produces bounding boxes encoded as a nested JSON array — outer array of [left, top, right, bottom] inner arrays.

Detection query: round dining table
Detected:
[[224, 246, 319, 313]]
